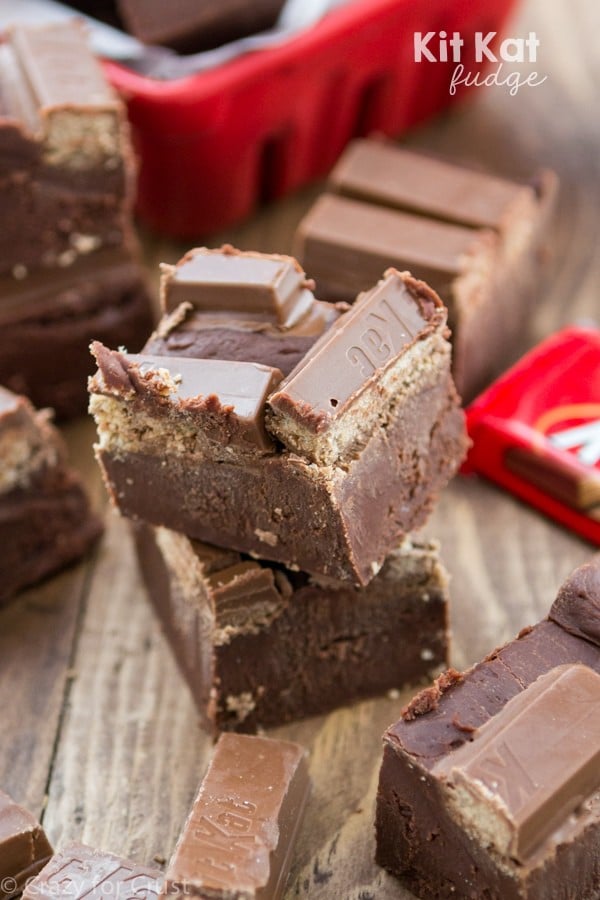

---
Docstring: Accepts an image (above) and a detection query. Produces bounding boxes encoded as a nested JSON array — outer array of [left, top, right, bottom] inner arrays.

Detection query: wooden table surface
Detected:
[[1, 0, 599, 896]]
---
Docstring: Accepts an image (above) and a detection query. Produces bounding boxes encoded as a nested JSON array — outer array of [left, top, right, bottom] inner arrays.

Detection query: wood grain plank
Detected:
[[0, 561, 92, 817], [41, 514, 212, 866]]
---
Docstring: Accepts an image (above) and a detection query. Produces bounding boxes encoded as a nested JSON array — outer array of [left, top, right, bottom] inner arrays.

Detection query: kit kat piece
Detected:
[[0, 386, 102, 604], [0, 790, 52, 900], [295, 139, 557, 401], [161, 733, 309, 900], [134, 523, 449, 732], [375, 560, 600, 900], [117, 0, 285, 52], [23, 843, 163, 900], [0, 21, 153, 418], [90, 249, 467, 585]]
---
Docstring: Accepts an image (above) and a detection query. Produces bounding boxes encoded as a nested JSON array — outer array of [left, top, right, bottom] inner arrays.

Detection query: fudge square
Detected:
[[294, 139, 557, 401], [0, 21, 152, 418], [89, 246, 468, 585], [134, 522, 449, 732], [0, 789, 53, 900], [375, 559, 600, 900], [0, 386, 102, 605]]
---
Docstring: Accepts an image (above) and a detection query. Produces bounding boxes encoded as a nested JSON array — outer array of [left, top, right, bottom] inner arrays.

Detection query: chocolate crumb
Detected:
[[402, 667, 463, 720]]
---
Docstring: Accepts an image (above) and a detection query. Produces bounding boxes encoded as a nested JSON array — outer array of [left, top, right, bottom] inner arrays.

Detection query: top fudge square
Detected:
[[90, 246, 468, 585]]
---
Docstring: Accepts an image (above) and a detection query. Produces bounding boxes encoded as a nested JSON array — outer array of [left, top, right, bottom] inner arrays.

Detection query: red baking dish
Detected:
[[103, 0, 520, 238]]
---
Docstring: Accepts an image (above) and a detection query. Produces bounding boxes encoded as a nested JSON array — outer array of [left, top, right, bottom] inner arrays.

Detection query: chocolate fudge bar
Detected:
[[117, 0, 285, 51], [90, 247, 468, 584], [0, 790, 53, 900], [0, 387, 102, 604], [375, 560, 600, 899], [295, 140, 558, 400], [161, 733, 309, 900], [134, 522, 449, 732], [0, 22, 153, 418], [23, 843, 162, 900]]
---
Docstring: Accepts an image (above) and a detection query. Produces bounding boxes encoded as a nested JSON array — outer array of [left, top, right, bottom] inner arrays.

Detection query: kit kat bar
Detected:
[[160, 246, 315, 327], [23, 843, 163, 900], [90, 343, 283, 452], [433, 664, 600, 861], [0, 790, 52, 900], [329, 140, 539, 231], [505, 445, 600, 512], [267, 269, 447, 465], [161, 733, 309, 900]]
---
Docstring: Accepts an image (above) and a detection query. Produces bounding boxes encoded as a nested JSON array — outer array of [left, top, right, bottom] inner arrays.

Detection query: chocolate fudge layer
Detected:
[[0, 247, 152, 419], [0, 22, 153, 418], [161, 733, 308, 900], [295, 140, 558, 401], [134, 523, 449, 732], [375, 560, 600, 900], [90, 248, 467, 584], [0, 387, 102, 604], [23, 843, 162, 900], [0, 790, 52, 900]]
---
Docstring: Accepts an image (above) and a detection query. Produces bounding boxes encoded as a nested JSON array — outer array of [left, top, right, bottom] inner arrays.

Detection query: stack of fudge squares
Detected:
[[0, 21, 153, 419], [89, 244, 469, 732]]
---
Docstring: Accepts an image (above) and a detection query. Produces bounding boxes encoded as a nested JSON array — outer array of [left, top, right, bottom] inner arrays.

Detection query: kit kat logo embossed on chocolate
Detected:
[[466, 741, 537, 812], [346, 297, 420, 377], [437, 665, 600, 860], [43, 856, 161, 899], [188, 799, 262, 888]]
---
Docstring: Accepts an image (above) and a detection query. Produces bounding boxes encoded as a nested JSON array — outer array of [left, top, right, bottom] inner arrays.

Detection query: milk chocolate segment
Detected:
[[294, 193, 483, 301], [330, 140, 533, 230], [267, 269, 445, 464], [435, 664, 600, 861], [161, 247, 314, 328], [0, 790, 53, 900], [23, 843, 162, 900], [162, 733, 309, 899], [91, 343, 283, 452]]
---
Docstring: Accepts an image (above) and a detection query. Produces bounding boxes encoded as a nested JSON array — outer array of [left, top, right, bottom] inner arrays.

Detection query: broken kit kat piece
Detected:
[[0, 21, 153, 418], [134, 523, 449, 732], [161, 733, 309, 900], [0, 790, 53, 900], [0, 386, 102, 604], [465, 325, 600, 547], [375, 560, 600, 900], [22, 843, 163, 900], [90, 247, 468, 585], [295, 139, 557, 400]]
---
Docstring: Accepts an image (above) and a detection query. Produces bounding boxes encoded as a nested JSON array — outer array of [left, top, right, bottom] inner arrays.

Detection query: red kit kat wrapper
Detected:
[[464, 326, 600, 545]]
